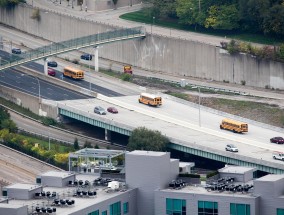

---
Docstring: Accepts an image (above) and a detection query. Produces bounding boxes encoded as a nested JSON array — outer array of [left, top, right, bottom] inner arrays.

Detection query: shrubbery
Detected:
[[222, 40, 284, 62]]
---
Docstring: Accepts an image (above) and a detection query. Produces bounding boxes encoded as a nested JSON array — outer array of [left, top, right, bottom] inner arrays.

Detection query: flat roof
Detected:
[[160, 184, 256, 198], [41, 171, 74, 178], [179, 162, 195, 168], [218, 166, 256, 174], [6, 183, 134, 215], [255, 174, 284, 182], [5, 183, 42, 190], [127, 150, 167, 157], [70, 148, 126, 159]]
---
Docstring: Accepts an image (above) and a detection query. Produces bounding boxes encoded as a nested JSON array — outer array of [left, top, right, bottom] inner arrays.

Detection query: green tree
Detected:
[[0, 0, 25, 7], [262, 5, 284, 36], [1, 119, 17, 133], [127, 127, 169, 151], [205, 4, 240, 30], [83, 141, 93, 148], [0, 107, 10, 127], [73, 138, 80, 150]]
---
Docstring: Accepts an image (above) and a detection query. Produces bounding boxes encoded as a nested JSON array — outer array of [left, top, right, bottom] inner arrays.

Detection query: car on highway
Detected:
[[94, 106, 106, 115], [272, 151, 284, 161], [48, 68, 56, 76], [47, 61, 58, 67], [12, 48, 21, 54], [107, 107, 118, 114], [225, 144, 238, 152], [270, 137, 284, 144], [81, 53, 92, 60]]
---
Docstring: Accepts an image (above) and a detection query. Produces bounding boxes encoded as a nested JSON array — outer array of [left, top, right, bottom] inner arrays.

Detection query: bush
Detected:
[[206, 171, 219, 178], [31, 8, 40, 21], [41, 117, 57, 126], [121, 73, 132, 81], [179, 173, 200, 178], [227, 40, 240, 54], [72, 59, 79, 64], [241, 80, 246, 86]]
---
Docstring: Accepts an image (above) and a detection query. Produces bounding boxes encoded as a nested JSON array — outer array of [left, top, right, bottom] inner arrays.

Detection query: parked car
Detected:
[[225, 144, 238, 152], [47, 61, 58, 67], [272, 151, 284, 161], [12, 48, 21, 54], [107, 107, 118, 114], [270, 137, 284, 144], [47, 68, 56, 76], [81, 54, 92, 60], [94, 106, 106, 115]]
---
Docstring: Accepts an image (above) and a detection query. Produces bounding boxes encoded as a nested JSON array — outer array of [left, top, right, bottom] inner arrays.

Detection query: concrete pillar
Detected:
[[105, 129, 111, 141], [94, 47, 99, 72], [44, 58, 48, 75]]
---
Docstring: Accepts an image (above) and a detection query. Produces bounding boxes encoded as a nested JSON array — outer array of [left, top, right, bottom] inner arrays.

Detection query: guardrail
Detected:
[[147, 77, 249, 96]]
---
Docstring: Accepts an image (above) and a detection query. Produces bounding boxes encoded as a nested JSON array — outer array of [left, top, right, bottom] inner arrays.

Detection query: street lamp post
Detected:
[[21, 74, 41, 109], [192, 86, 201, 127], [151, 16, 155, 34]]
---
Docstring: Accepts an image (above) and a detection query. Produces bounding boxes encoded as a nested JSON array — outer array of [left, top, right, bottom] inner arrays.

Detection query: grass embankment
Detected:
[[120, 9, 284, 45]]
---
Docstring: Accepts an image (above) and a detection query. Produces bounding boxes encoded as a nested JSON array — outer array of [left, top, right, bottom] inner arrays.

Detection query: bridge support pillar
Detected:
[[105, 129, 111, 141], [94, 47, 99, 72], [44, 58, 48, 75]]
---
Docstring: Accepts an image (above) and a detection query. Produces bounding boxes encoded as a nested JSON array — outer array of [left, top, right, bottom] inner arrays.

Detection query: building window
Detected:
[[123, 202, 129, 214], [277, 209, 284, 215], [110, 201, 121, 215], [166, 198, 186, 215], [88, 210, 99, 215], [36, 178, 41, 184], [2, 190, 7, 196], [198, 201, 218, 215], [102, 211, 107, 215], [230, 203, 250, 215]]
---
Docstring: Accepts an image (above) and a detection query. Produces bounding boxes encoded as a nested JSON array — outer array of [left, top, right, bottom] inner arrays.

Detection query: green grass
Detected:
[[120, 9, 284, 45]]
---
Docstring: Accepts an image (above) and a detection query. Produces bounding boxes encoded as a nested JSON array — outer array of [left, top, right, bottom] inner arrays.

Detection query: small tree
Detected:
[[127, 127, 169, 151], [73, 138, 80, 150], [83, 141, 93, 148], [31, 8, 41, 21]]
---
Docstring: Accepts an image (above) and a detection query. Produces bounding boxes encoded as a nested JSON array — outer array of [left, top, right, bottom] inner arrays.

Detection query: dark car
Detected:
[[47, 68, 56, 76], [12, 48, 21, 54], [94, 106, 106, 115], [47, 61, 58, 67], [270, 137, 284, 144], [81, 54, 92, 60], [107, 107, 118, 114]]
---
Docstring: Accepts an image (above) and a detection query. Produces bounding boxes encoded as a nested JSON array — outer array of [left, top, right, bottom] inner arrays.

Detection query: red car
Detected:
[[48, 68, 56, 76], [107, 107, 118, 114], [270, 137, 284, 144]]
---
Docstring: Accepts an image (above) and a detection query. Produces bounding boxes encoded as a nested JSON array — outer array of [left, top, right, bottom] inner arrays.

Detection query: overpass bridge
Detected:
[[0, 26, 145, 71], [57, 95, 284, 175]]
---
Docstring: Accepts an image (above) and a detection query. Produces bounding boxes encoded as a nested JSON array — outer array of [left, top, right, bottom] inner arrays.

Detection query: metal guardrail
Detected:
[[147, 76, 249, 96]]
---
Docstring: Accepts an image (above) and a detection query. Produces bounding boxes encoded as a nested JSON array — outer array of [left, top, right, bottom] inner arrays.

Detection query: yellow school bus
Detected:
[[63, 67, 84, 80], [220, 118, 248, 133], [138, 93, 162, 107]]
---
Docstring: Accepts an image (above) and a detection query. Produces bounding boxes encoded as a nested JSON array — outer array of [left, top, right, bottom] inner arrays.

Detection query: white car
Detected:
[[94, 106, 106, 115], [225, 144, 238, 152], [272, 151, 284, 161]]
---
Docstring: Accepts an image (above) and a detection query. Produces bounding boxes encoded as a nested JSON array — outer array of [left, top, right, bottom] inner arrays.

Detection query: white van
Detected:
[[272, 151, 284, 161]]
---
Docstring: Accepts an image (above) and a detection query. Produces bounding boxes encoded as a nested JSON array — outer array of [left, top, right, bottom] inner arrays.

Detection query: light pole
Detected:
[[89, 60, 91, 90], [192, 86, 201, 127], [21, 74, 41, 109], [151, 16, 155, 34]]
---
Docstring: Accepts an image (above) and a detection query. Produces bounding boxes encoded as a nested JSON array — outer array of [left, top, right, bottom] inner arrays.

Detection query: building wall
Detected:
[[0, 5, 284, 90], [219, 173, 245, 183], [125, 152, 174, 215], [155, 190, 259, 215], [7, 186, 41, 200], [0, 205, 28, 215], [254, 177, 284, 215]]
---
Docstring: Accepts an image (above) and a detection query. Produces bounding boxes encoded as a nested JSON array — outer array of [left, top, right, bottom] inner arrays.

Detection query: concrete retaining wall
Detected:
[[1, 5, 284, 90]]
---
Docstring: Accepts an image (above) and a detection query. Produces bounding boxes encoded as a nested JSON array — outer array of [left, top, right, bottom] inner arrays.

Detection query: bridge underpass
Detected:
[[58, 104, 284, 175], [0, 26, 145, 71]]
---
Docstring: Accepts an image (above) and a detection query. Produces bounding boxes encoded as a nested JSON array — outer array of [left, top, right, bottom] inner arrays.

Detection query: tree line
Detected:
[[144, 0, 284, 37]]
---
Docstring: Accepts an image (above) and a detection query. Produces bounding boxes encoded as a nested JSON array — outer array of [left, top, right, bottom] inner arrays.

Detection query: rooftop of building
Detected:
[[40, 171, 74, 178], [4, 183, 41, 190], [127, 150, 167, 157], [218, 165, 256, 174], [255, 174, 284, 182], [3, 174, 132, 215]]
